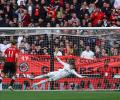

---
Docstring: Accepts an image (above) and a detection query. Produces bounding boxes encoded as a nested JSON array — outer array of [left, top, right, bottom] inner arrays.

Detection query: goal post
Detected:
[[0, 28, 120, 91]]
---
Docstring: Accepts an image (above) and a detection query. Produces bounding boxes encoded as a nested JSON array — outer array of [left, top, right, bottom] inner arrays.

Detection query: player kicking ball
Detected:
[[0, 41, 19, 91], [31, 56, 86, 87]]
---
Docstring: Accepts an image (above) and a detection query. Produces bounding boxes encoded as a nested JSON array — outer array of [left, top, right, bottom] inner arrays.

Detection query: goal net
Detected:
[[0, 28, 120, 91]]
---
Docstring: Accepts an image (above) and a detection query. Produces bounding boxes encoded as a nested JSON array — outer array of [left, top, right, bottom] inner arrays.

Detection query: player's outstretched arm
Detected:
[[55, 56, 67, 66], [71, 70, 86, 78]]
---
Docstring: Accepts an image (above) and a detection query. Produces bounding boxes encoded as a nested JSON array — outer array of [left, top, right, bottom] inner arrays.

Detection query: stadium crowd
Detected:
[[0, 30, 120, 59], [0, 0, 120, 27], [0, 30, 120, 90]]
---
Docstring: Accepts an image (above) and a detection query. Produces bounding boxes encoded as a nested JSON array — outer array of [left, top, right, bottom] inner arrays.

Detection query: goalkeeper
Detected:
[[31, 56, 86, 86]]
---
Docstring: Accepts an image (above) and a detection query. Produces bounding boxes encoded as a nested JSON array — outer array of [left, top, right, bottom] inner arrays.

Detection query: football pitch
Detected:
[[0, 91, 120, 100]]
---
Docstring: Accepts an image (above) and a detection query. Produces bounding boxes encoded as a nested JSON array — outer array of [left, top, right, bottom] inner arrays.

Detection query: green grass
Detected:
[[0, 91, 120, 100]]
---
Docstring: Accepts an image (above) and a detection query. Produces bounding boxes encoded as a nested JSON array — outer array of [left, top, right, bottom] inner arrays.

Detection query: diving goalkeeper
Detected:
[[31, 56, 86, 86]]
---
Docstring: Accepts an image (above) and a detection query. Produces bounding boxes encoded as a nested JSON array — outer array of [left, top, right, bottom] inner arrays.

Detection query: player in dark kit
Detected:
[[1, 41, 19, 91]]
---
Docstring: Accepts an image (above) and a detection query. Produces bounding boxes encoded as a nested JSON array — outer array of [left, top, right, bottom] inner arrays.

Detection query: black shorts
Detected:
[[3, 62, 16, 75]]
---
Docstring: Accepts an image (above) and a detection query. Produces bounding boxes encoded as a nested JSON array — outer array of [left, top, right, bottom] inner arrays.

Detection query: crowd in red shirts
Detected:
[[0, 0, 120, 27]]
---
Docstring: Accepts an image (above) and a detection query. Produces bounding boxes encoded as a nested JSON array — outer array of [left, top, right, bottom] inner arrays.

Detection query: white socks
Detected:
[[0, 83, 2, 91], [34, 75, 47, 79], [35, 79, 48, 85], [0, 76, 2, 91]]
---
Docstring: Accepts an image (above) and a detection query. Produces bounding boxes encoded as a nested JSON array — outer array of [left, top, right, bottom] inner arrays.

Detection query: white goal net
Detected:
[[0, 28, 120, 91]]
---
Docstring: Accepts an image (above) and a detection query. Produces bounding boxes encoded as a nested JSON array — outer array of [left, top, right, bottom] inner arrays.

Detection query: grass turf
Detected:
[[0, 91, 120, 100]]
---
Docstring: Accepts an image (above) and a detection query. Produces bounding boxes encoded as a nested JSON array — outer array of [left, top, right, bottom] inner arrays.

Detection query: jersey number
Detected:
[[7, 51, 14, 57]]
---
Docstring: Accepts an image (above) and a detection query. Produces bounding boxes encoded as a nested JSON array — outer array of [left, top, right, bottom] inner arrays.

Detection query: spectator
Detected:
[[88, 3, 95, 14], [95, 45, 101, 58], [32, 4, 40, 22], [54, 47, 62, 56], [0, 40, 11, 54], [17, 36, 23, 48], [0, 17, 6, 27], [43, 47, 49, 55], [35, 46, 43, 54], [101, 48, 108, 57], [81, 46, 95, 59], [27, 0, 33, 16], [70, 13, 79, 26], [114, 0, 120, 9], [65, 42, 74, 55], [113, 48, 119, 56], [108, 47, 115, 56], [0, 0, 120, 27], [17, 0, 26, 6], [22, 10, 30, 26], [110, 0, 115, 7], [101, 2, 111, 17], [91, 8, 105, 26]]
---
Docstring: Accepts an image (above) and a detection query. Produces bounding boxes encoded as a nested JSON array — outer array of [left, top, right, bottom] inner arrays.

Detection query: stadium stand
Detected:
[[0, 0, 120, 27], [0, 29, 120, 90]]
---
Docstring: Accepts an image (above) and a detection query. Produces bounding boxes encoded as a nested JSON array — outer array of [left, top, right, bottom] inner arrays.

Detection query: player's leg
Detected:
[[32, 74, 48, 80], [0, 63, 8, 91], [8, 75, 16, 91], [33, 79, 49, 86], [32, 71, 58, 80], [0, 72, 2, 91], [8, 63, 16, 91], [33, 71, 59, 86], [33, 77, 55, 86], [1, 62, 8, 78]]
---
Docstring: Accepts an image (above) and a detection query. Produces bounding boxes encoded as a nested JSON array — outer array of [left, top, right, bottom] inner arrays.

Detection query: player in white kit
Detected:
[[31, 56, 86, 86]]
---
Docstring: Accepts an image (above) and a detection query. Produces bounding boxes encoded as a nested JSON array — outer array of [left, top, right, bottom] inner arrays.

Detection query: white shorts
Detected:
[[47, 71, 59, 78], [47, 70, 69, 81]]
